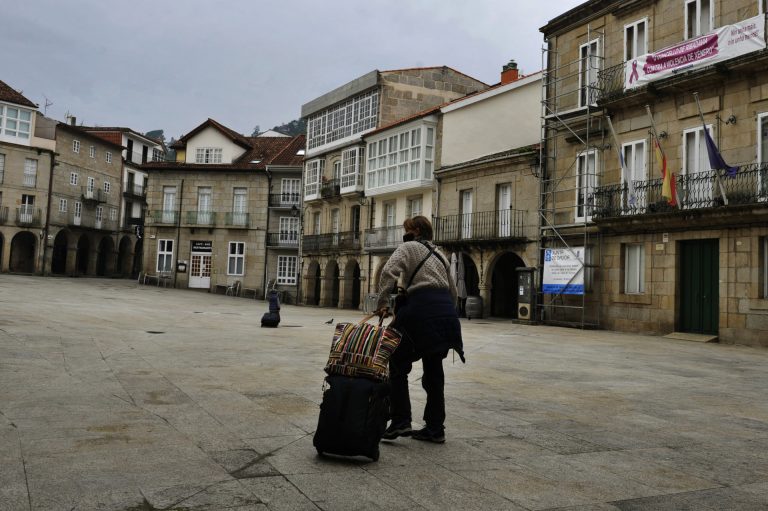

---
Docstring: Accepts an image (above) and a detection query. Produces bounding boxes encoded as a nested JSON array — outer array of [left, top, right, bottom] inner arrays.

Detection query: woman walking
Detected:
[[375, 216, 465, 443]]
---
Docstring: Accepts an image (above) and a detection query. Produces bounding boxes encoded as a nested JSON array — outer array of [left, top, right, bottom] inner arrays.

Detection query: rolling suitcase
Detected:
[[261, 311, 280, 327], [313, 375, 389, 461]]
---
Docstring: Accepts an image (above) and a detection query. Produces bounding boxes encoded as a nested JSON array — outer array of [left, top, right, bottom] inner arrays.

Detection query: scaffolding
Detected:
[[537, 26, 606, 329]]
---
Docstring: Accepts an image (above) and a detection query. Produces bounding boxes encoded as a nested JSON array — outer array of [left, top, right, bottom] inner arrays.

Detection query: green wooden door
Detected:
[[679, 239, 719, 334]]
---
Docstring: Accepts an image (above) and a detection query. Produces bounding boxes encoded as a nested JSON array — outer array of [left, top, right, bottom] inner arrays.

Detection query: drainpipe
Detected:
[[366, 197, 375, 294], [263, 168, 273, 296], [174, 178, 184, 287], [41, 148, 56, 276]]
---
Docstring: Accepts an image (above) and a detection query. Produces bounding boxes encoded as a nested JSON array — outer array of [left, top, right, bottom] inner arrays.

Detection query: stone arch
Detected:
[[488, 251, 526, 318], [96, 236, 115, 276], [323, 259, 340, 308], [76, 234, 91, 275], [450, 250, 480, 317], [51, 230, 71, 275], [343, 259, 361, 309], [306, 260, 321, 306], [9, 231, 36, 273], [117, 236, 133, 277]]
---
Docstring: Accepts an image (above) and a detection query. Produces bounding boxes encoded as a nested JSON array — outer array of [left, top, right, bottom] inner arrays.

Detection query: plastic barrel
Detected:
[[364, 293, 378, 313], [465, 295, 483, 319]]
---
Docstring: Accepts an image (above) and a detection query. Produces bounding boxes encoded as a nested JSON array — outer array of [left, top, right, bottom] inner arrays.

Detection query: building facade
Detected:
[[142, 119, 304, 299], [300, 67, 488, 309], [541, 0, 768, 345], [0, 80, 56, 274]]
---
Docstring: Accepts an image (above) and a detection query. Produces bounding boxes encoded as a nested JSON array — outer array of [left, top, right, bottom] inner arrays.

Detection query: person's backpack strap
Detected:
[[406, 241, 436, 288]]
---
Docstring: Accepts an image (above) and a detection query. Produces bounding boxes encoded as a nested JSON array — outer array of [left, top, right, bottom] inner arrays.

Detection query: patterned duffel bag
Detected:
[[325, 314, 402, 382]]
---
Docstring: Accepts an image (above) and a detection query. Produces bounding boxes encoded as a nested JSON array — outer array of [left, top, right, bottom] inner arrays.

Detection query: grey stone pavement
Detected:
[[1, 276, 768, 511]]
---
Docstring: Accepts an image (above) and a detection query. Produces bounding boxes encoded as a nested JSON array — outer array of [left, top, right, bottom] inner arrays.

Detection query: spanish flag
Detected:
[[654, 137, 677, 207]]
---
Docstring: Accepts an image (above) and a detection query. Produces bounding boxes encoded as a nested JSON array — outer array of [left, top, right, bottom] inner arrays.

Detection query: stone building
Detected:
[[300, 67, 488, 309], [540, 0, 768, 344], [142, 118, 304, 300], [0, 79, 55, 273]]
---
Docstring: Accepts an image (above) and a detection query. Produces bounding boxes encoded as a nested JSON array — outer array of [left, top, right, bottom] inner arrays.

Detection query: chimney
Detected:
[[69, 116, 77, 126], [501, 59, 519, 85]]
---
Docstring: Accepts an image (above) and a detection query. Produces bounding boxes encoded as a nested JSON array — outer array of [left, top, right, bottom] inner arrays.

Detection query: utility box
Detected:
[[517, 267, 536, 321]]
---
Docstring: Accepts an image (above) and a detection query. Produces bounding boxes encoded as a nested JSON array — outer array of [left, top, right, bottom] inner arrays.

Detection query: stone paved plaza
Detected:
[[1, 275, 768, 510]]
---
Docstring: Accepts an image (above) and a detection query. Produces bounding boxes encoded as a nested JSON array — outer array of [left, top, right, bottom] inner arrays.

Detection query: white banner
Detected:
[[625, 14, 766, 89], [542, 247, 584, 295]]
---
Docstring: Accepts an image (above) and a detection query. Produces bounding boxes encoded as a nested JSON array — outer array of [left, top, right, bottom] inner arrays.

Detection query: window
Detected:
[[686, 0, 713, 39], [109, 208, 117, 221], [70, 172, 79, 186], [425, 127, 435, 178], [59, 198, 68, 212], [622, 140, 647, 207], [95, 206, 103, 223], [280, 178, 300, 204], [497, 184, 512, 237], [74, 201, 82, 219], [579, 39, 600, 107], [367, 126, 429, 190], [306, 90, 379, 150], [103, 181, 111, 194], [152, 148, 163, 162], [460, 190, 473, 238], [86, 176, 96, 200], [156, 239, 174, 272], [20, 194, 34, 223], [0, 105, 31, 139], [89, 146, 95, 158], [341, 147, 363, 188], [195, 147, 222, 164], [162, 186, 176, 223], [333, 161, 341, 181], [106, 151, 112, 164], [277, 255, 298, 285], [576, 149, 598, 221], [763, 237, 768, 298], [313, 211, 321, 234], [227, 241, 245, 275], [758, 113, 768, 198], [23, 159, 37, 187], [0, 153, 4, 184], [279, 216, 299, 244], [624, 18, 648, 61], [304, 159, 325, 196], [624, 243, 646, 294], [198, 187, 212, 223], [407, 196, 422, 218], [232, 187, 247, 225], [73, 140, 80, 153]]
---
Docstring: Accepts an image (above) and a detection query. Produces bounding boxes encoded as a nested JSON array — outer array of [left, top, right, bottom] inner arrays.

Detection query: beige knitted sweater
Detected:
[[376, 240, 457, 310]]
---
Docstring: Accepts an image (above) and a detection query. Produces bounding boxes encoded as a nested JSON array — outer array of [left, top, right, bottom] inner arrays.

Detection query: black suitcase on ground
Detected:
[[313, 375, 389, 461], [261, 312, 280, 327]]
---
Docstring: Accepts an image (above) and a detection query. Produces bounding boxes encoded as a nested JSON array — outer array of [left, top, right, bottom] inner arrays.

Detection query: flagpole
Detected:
[[605, 115, 635, 208], [693, 92, 728, 205], [645, 104, 681, 206]]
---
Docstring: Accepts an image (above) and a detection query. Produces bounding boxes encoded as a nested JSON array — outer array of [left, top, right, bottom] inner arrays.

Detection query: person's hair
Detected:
[[403, 215, 433, 240]]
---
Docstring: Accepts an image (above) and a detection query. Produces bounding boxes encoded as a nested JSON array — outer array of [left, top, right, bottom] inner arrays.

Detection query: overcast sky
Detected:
[[3, 0, 585, 141]]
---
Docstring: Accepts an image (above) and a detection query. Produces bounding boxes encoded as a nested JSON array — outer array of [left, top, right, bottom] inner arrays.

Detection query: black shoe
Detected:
[[382, 422, 412, 440], [411, 427, 445, 443]]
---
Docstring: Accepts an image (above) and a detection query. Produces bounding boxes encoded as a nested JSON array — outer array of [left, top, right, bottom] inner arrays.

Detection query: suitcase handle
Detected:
[[359, 312, 395, 327]]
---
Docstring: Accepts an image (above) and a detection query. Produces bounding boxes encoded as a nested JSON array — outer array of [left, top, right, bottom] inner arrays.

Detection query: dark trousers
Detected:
[[389, 343, 446, 431]]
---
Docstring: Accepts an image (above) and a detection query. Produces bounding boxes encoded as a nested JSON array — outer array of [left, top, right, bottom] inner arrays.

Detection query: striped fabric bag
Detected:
[[325, 314, 402, 382]]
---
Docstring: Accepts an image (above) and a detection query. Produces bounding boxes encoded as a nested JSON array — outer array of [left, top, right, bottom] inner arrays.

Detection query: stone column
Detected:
[[66, 246, 78, 276]]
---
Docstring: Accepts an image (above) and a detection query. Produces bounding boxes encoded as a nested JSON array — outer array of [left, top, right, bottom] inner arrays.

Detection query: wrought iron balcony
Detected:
[[15, 207, 41, 227], [363, 225, 404, 252], [268, 193, 301, 207], [302, 231, 361, 253], [0, 206, 8, 225], [320, 178, 341, 199], [595, 61, 626, 103], [592, 163, 768, 219], [185, 211, 217, 226], [266, 232, 300, 247], [123, 183, 146, 198], [224, 212, 250, 228], [150, 210, 178, 225], [433, 209, 529, 244], [81, 187, 105, 204]]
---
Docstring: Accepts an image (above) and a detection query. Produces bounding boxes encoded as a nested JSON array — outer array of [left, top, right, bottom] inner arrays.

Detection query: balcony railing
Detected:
[[15, 207, 41, 227], [0, 206, 8, 225], [268, 193, 300, 207], [123, 183, 146, 197], [303, 231, 361, 253], [81, 187, 105, 203], [363, 225, 404, 252], [595, 61, 625, 103], [123, 216, 144, 230], [224, 212, 250, 228], [150, 210, 178, 225], [266, 232, 300, 247], [320, 178, 341, 199], [592, 163, 768, 219], [433, 209, 529, 244], [186, 211, 217, 226]]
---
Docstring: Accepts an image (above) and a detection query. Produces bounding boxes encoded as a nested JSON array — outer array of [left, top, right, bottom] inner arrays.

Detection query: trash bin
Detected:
[[465, 295, 483, 319]]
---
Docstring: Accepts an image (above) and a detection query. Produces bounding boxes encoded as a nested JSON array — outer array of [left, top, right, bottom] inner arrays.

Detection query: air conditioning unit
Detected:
[[518, 302, 532, 321]]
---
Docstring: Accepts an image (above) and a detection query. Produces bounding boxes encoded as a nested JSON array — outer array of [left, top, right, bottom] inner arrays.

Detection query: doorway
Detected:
[[491, 252, 525, 318], [679, 239, 718, 334]]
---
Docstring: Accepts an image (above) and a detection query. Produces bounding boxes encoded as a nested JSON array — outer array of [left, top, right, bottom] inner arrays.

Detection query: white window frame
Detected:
[[579, 39, 601, 107], [103, 180, 111, 194], [109, 208, 117, 221], [757, 113, 768, 199], [306, 90, 379, 151], [23, 159, 37, 187], [74, 201, 82, 219], [575, 149, 598, 222], [106, 151, 112, 164], [622, 140, 647, 209], [232, 187, 247, 226], [279, 216, 299, 244], [197, 186, 212, 224], [304, 159, 324, 196], [624, 243, 646, 294], [341, 147, 363, 189], [0, 153, 5, 184], [277, 255, 298, 285], [682, 124, 713, 204], [73, 140, 80, 153], [280, 178, 301, 204], [313, 211, 321, 234], [89, 146, 95, 158], [624, 18, 648, 61], [407, 196, 423, 218], [195, 147, 222, 164], [366, 126, 430, 191], [0, 105, 31, 139], [763, 237, 768, 298], [227, 241, 245, 276], [685, 0, 714, 39], [460, 189, 473, 239], [70, 172, 79, 186], [162, 186, 177, 223], [59, 198, 68, 213], [156, 239, 174, 273]]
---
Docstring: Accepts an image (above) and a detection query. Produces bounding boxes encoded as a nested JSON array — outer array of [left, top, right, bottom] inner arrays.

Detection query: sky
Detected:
[[2, 0, 585, 141]]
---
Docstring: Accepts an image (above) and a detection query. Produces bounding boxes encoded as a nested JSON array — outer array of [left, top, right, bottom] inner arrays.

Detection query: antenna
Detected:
[[43, 95, 53, 115]]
